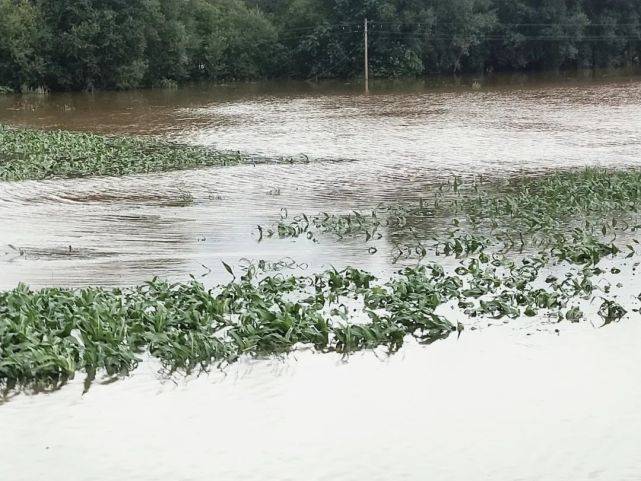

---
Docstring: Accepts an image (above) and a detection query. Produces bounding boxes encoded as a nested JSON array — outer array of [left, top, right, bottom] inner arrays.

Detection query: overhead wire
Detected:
[[276, 22, 640, 43], [272, 20, 639, 78]]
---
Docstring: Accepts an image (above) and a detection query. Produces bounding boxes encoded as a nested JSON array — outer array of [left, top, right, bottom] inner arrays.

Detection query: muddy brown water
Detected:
[[1, 73, 641, 481], [1, 74, 641, 289]]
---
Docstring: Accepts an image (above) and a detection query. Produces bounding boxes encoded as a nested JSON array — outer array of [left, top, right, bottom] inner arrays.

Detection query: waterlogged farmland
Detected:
[[2, 76, 641, 481]]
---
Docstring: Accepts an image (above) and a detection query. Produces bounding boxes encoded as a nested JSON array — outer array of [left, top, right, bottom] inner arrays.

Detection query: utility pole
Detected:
[[364, 17, 369, 94]]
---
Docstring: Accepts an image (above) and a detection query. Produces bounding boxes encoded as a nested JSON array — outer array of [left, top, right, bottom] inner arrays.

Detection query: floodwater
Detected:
[[1, 73, 641, 289], [2, 73, 641, 481]]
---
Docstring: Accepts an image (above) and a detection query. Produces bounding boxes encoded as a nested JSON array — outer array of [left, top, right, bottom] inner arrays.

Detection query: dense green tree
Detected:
[[186, 0, 278, 80], [34, 0, 154, 90], [582, 0, 641, 68], [0, 0, 45, 91], [0, 0, 640, 92], [144, 0, 192, 86]]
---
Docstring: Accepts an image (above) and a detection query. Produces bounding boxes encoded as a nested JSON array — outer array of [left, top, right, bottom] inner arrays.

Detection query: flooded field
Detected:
[[1, 74, 640, 289], [2, 73, 641, 480]]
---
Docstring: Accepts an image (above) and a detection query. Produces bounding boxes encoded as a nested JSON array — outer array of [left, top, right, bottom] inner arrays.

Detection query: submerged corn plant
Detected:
[[0, 124, 245, 181], [0, 266, 456, 389], [2, 166, 641, 392], [258, 168, 641, 266], [2, 243, 637, 391]]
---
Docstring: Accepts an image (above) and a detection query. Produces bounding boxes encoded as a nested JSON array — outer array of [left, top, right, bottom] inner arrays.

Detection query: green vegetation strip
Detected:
[[1, 255, 634, 389], [0, 125, 244, 181], [2, 168, 641, 389], [260, 168, 641, 263]]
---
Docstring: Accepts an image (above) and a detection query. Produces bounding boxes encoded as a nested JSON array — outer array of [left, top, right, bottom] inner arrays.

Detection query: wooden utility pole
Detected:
[[364, 17, 369, 94]]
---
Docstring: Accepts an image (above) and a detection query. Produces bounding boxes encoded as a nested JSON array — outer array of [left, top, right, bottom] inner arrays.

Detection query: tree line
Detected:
[[1, 0, 640, 92]]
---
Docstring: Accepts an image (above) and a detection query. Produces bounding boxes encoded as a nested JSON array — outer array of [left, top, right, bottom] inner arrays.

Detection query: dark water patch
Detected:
[[5, 245, 119, 261]]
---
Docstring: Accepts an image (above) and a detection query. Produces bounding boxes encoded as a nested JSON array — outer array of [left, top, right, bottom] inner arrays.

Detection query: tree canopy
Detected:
[[0, 0, 639, 91]]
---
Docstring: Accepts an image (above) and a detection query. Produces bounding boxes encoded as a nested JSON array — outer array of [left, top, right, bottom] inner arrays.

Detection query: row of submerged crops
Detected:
[[260, 169, 641, 262], [0, 125, 245, 181], [2, 246, 637, 390], [1, 126, 641, 391]]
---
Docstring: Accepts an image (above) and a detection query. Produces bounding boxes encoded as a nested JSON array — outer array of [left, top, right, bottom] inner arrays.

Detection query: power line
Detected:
[[277, 28, 361, 42], [273, 19, 640, 89], [277, 21, 641, 34], [274, 19, 641, 44], [306, 42, 363, 80], [373, 32, 641, 40], [278, 30, 639, 43]]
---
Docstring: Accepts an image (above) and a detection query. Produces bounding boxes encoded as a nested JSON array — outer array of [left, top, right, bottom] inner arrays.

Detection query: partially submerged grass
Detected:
[[2, 164, 641, 390], [2, 251, 634, 390], [259, 168, 641, 265], [1, 266, 453, 389], [0, 124, 244, 181]]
